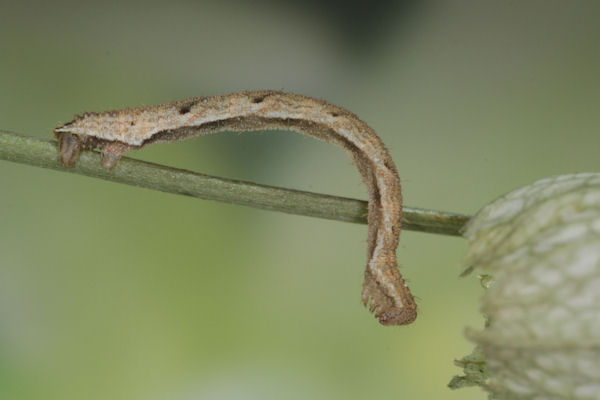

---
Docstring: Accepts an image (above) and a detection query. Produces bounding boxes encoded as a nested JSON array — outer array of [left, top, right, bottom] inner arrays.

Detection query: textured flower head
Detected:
[[456, 173, 600, 399]]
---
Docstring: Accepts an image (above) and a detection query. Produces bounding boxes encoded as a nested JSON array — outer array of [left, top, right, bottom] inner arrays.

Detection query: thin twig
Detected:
[[0, 130, 470, 236]]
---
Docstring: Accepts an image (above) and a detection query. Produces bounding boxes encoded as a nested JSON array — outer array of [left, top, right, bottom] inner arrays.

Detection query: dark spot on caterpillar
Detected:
[[330, 112, 339, 117], [178, 100, 198, 115], [384, 159, 394, 171], [252, 95, 266, 104], [130, 121, 136, 126]]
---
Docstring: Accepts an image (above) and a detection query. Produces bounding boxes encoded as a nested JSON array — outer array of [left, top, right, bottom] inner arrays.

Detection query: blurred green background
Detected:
[[1, 1, 599, 399]]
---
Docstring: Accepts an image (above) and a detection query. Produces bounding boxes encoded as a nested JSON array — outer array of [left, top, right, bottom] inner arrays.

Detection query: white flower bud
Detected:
[[461, 173, 600, 399]]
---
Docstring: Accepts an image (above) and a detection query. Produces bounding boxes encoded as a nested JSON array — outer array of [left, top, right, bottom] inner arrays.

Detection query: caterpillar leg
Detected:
[[57, 132, 82, 167], [100, 141, 131, 169]]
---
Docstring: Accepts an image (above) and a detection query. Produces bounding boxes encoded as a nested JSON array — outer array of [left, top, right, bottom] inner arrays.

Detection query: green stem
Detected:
[[0, 130, 470, 236]]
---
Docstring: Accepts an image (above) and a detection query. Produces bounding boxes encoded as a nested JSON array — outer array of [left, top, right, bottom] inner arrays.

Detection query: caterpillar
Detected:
[[54, 90, 417, 325]]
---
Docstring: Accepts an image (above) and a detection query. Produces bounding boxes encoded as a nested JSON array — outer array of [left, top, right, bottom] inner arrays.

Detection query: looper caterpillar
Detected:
[[54, 90, 417, 325]]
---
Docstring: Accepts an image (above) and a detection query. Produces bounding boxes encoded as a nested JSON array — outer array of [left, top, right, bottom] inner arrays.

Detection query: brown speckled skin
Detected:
[[55, 90, 417, 325]]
